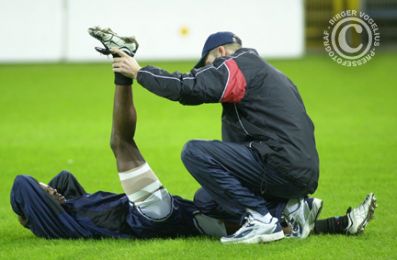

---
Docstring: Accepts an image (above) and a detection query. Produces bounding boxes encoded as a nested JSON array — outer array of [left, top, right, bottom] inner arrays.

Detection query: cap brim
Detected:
[[194, 54, 208, 69]]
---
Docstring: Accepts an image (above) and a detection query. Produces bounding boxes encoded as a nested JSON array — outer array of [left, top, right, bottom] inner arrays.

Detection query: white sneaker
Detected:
[[88, 26, 138, 56], [307, 198, 323, 232], [283, 197, 323, 238], [346, 193, 377, 235], [220, 213, 284, 244]]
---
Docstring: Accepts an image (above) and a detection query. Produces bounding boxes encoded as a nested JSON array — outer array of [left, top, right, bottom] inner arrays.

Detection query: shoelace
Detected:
[[241, 215, 254, 227]]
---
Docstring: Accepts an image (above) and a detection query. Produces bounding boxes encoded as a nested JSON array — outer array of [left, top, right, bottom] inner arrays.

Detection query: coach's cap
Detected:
[[194, 31, 242, 69]]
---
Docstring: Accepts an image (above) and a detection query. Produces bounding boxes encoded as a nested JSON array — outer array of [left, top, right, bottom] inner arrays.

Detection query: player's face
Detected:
[[39, 182, 66, 204]]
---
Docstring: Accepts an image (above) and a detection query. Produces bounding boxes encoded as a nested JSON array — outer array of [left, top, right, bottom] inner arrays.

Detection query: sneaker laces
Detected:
[[240, 215, 254, 227]]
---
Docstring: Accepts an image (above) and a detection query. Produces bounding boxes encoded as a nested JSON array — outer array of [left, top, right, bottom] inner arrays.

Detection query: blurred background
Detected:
[[1, 1, 397, 257], [0, 0, 396, 63]]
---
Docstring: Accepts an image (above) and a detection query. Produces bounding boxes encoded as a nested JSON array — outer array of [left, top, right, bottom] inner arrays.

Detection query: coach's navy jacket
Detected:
[[137, 48, 319, 194]]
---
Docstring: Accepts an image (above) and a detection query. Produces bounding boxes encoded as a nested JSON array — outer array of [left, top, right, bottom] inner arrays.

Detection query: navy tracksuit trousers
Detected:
[[182, 140, 305, 220]]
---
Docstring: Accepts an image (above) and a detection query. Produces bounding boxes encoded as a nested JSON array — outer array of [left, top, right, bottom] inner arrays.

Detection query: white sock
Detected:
[[247, 209, 273, 223]]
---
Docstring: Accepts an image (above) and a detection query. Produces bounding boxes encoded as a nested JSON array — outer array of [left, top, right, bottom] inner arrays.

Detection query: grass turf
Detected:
[[0, 53, 396, 259]]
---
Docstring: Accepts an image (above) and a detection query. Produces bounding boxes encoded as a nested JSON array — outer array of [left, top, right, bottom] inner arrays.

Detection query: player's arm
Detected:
[[110, 83, 145, 172], [112, 50, 247, 105]]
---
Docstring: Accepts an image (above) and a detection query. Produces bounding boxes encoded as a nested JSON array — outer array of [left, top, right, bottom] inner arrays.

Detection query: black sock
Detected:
[[112, 53, 133, 86], [314, 215, 349, 234], [114, 72, 132, 85]]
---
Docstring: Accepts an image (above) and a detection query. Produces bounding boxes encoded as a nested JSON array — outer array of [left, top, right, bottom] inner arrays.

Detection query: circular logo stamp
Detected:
[[323, 10, 380, 67]]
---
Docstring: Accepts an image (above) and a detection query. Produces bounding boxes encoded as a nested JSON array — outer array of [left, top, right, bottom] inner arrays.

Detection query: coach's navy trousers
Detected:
[[181, 140, 301, 219]]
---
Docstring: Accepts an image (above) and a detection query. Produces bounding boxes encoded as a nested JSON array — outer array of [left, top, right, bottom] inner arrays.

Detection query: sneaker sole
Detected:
[[357, 193, 377, 233], [89, 28, 136, 56], [259, 230, 285, 243], [221, 230, 285, 244]]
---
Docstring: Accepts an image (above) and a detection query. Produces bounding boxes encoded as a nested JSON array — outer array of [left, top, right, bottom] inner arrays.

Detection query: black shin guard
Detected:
[[314, 216, 349, 234]]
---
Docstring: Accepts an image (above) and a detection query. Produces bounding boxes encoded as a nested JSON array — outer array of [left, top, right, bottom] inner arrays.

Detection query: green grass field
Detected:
[[1, 53, 396, 259]]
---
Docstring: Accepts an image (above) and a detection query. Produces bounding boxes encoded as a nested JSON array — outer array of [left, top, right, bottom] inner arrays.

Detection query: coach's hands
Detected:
[[111, 48, 141, 79]]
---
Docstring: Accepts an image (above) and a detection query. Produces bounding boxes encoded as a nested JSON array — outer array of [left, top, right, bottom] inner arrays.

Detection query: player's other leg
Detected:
[[314, 193, 377, 235], [10, 175, 92, 238]]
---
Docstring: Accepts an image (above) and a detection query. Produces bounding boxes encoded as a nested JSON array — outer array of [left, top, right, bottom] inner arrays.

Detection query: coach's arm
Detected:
[[111, 49, 247, 105]]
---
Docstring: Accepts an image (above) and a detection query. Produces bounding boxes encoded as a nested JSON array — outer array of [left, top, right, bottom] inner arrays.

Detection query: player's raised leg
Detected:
[[91, 27, 228, 236], [109, 79, 173, 220], [102, 31, 179, 219], [89, 25, 166, 209]]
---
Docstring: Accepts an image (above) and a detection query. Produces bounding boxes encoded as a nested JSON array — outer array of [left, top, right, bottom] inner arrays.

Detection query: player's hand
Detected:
[[111, 48, 141, 79]]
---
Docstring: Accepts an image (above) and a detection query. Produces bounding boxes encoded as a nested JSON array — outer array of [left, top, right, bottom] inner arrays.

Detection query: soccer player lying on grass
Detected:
[[11, 170, 376, 239], [9, 65, 229, 239], [9, 31, 292, 239]]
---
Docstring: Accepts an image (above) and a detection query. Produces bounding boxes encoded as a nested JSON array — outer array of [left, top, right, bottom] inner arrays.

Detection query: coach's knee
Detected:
[[181, 140, 200, 160], [181, 140, 208, 171]]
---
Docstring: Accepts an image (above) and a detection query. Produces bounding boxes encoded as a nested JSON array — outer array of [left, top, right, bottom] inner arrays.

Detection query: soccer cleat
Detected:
[[220, 213, 284, 244], [345, 193, 377, 235], [88, 26, 138, 56], [282, 197, 323, 238]]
